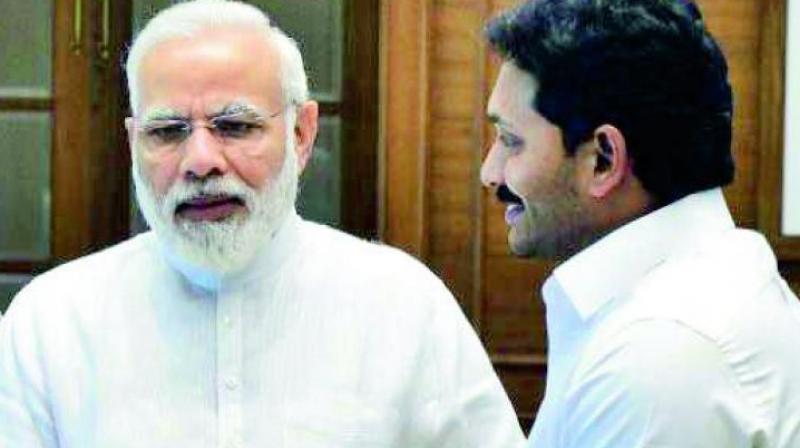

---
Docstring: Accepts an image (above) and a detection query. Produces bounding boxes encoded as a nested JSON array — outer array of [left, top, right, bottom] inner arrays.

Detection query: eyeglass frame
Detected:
[[127, 102, 294, 154]]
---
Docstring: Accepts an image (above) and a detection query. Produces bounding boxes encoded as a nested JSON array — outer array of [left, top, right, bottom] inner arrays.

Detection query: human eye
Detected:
[[497, 130, 523, 150], [144, 121, 188, 145], [213, 117, 263, 139]]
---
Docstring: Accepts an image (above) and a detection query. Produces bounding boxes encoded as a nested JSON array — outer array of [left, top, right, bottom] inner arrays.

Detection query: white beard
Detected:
[[132, 132, 299, 275]]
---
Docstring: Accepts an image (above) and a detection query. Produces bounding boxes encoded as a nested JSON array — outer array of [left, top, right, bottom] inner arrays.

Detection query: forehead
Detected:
[[487, 62, 538, 125], [137, 27, 283, 115]]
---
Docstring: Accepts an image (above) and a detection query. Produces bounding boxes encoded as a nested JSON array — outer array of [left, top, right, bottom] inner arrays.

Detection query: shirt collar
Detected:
[[158, 208, 302, 292], [545, 187, 735, 321]]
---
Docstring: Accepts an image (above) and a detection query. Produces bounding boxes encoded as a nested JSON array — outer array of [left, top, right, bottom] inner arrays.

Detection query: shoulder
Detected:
[[3, 233, 157, 324], [290, 221, 466, 336], [614, 228, 779, 338], [574, 320, 733, 395], [642, 228, 775, 300], [564, 228, 799, 445], [296, 220, 451, 294], [24, 232, 154, 294], [563, 319, 757, 447], [0, 234, 154, 375]]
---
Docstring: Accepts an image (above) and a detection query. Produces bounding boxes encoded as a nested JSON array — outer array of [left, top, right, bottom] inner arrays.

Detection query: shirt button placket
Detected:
[[217, 289, 243, 448]]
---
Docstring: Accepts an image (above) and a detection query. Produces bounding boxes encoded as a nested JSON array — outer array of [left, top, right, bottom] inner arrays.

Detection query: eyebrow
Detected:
[[140, 108, 186, 123], [487, 112, 516, 132], [139, 102, 269, 123], [214, 102, 267, 120]]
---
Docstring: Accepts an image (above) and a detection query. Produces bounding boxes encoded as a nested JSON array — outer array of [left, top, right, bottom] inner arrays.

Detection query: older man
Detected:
[[0, 1, 524, 447], [481, 0, 800, 447]]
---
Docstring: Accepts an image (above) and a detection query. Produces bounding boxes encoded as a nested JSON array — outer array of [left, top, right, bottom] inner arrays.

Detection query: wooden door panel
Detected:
[[0, 2, 57, 311], [484, 257, 549, 355], [0, 112, 52, 261]]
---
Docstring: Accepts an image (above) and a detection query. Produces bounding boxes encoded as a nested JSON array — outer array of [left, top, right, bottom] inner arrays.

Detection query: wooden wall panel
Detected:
[[483, 257, 548, 354], [757, 0, 800, 258], [699, 0, 761, 228], [383, 0, 797, 428], [496, 361, 547, 431], [428, 1, 486, 318], [382, 0, 430, 258]]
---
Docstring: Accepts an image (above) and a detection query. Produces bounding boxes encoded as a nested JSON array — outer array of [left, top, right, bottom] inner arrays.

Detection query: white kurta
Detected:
[[0, 211, 524, 448], [528, 188, 800, 447]]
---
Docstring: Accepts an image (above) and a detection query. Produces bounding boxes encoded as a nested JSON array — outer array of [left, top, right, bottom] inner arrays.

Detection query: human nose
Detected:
[[179, 126, 229, 180], [480, 143, 506, 188]]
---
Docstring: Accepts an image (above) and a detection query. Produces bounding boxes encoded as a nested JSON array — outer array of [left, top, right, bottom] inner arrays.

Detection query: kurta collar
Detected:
[[545, 188, 735, 322], [159, 208, 302, 292]]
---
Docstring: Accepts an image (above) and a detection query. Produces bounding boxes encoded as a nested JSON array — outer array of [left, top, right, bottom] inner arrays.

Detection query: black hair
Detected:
[[486, 0, 734, 205]]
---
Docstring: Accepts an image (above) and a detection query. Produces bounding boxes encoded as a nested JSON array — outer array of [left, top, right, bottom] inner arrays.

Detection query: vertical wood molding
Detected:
[[377, 0, 389, 242], [756, 0, 784, 238], [52, 0, 93, 260], [90, 0, 132, 248], [471, 0, 491, 332], [756, 0, 800, 259], [342, 0, 380, 239], [382, 0, 431, 259]]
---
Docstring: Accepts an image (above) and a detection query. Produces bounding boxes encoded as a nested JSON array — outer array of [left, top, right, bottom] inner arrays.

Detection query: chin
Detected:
[[508, 228, 563, 260], [169, 213, 268, 274], [134, 172, 295, 276], [508, 231, 538, 258]]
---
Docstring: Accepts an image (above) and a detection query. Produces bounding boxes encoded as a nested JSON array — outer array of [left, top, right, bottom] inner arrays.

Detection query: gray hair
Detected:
[[125, 0, 309, 115]]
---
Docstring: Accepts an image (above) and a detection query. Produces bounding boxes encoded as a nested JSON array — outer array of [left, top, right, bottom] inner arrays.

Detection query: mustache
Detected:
[[165, 177, 253, 211], [496, 184, 523, 206]]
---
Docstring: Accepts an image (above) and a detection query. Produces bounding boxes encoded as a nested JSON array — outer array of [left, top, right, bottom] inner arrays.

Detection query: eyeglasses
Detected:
[[130, 108, 286, 153]]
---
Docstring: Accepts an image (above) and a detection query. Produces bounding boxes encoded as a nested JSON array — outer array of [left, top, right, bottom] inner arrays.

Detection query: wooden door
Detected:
[[0, 0, 131, 312]]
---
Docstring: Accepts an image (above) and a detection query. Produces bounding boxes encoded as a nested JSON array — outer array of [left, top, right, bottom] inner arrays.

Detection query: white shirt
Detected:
[[527, 188, 800, 448], [0, 211, 525, 448]]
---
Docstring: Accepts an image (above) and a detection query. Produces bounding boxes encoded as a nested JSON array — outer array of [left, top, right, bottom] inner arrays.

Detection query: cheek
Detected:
[[228, 128, 290, 189], [507, 149, 565, 202], [139, 152, 181, 197], [227, 149, 286, 190], [505, 161, 541, 201]]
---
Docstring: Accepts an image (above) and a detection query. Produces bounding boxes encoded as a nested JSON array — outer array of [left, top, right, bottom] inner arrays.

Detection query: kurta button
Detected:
[[225, 376, 239, 390], [222, 316, 232, 328]]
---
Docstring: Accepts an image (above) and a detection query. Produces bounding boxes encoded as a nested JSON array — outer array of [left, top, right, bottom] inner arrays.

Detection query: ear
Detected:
[[585, 124, 630, 199], [293, 100, 319, 174]]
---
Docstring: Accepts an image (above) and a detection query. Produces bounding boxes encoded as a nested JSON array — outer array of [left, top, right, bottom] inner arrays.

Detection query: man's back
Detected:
[[530, 190, 800, 447]]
